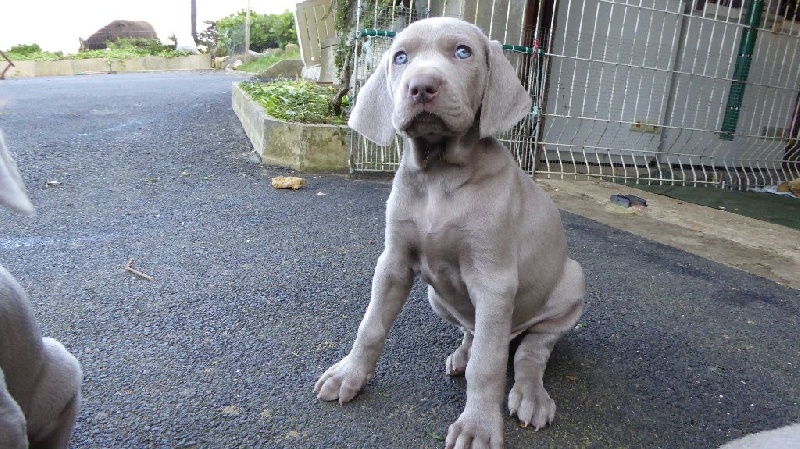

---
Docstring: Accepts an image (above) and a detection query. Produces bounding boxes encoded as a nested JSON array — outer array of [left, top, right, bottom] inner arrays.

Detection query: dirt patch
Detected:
[[539, 179, 800, 291]]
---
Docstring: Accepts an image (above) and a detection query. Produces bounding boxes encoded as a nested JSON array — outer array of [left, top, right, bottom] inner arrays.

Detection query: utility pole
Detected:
[[244, 0, 251, 62], [191, 0, 197, 43]]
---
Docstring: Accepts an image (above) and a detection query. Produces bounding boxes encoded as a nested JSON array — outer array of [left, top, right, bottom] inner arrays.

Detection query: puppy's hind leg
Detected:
[[507, 331, 561, 430], [27, 338, 82, 449], [0, 369, 28, 449], [508, 259, 584, 430], [427, 287, 473, 376], [446, 330, 473, 376]]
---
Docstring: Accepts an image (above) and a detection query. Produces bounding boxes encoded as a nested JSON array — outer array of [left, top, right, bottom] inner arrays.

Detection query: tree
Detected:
[[202, 10, 298, 56]]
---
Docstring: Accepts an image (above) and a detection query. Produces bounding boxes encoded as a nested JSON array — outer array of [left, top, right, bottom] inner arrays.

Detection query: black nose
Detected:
[[408, 74, 440, 104]]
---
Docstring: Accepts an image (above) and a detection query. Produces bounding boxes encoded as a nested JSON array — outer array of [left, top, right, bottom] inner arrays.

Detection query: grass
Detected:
[[239, 80, 349, 125], [236, 50, 301, 73]]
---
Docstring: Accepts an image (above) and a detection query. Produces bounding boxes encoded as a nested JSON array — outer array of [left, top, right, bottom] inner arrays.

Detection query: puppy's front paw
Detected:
[[445, 408, 503, 449], [507, 382, 555, 431], [314, 355, 373, 404]]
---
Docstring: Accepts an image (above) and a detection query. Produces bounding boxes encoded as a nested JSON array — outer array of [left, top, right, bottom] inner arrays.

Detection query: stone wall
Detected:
[[5, 54, 211, 79]]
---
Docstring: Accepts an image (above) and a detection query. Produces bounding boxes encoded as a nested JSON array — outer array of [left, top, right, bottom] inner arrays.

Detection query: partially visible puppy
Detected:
[[0, 131, 82, 449], [719, 423, 800, 449]]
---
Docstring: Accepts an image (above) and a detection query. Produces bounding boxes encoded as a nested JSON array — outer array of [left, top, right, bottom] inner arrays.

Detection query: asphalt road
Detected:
[[0, 72, 797, 448]]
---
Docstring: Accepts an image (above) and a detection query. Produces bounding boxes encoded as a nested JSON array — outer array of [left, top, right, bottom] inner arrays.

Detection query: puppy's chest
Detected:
[[413, 227, 467, 297], [397, 194, 471, 294]]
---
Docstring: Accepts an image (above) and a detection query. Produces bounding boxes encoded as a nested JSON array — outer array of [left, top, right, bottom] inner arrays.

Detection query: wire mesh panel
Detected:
[[347, 0, 800, 189], [496, 46, 542, 173], [538, 0, 800, 189], [348, 0, 540, 173], [348, 1, 423, 172]]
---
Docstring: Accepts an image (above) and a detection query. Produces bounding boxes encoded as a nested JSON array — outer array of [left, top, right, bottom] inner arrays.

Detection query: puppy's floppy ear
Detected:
[[479, 40, 532, 138], [348, 52, 396, 146], [0, 131, 34, 215]]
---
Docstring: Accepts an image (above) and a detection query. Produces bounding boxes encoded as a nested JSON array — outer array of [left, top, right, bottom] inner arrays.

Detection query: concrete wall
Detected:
[[231, 82, 350, 173], [5, 54, 211, 79]]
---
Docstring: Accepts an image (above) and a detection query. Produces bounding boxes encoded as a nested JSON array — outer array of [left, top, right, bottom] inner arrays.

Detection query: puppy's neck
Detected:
[[411, 139, 446, 169], [406, 127, 480, 171]]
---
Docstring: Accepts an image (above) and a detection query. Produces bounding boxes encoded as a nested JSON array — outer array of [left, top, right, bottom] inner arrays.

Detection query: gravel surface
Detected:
[[0, 72, 797, 448]]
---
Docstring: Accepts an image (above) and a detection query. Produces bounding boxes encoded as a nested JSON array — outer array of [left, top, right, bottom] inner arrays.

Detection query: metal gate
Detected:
[[348, 0, 800, 190]]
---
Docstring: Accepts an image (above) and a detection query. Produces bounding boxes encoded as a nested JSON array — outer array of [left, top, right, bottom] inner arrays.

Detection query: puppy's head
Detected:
[[349, 17, 532, 146]]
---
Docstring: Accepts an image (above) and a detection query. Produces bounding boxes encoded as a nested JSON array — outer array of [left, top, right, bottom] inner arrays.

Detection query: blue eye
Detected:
[[455, 45, 471, 59], [394, 51, 408, 65]]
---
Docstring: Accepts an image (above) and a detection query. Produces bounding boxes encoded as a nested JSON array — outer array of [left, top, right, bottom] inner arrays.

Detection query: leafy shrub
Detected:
[[111, 37, 175, 54], [4, 39, 189, 61], [239, 80, 350, 125], [200, 10, 297, 56], [8, 44, 42, 55], [4, 44, 62, 61]]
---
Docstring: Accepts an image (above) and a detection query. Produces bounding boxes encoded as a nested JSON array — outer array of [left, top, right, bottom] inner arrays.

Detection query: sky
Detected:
[[0, 0, 300, 54]]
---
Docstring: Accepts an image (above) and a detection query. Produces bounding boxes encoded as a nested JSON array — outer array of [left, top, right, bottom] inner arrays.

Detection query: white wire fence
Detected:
[[347, 0, 800, 190]]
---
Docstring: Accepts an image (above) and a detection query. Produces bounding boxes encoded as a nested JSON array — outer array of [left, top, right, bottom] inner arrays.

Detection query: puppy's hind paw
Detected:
[[445, 408, 504, 449], [445, 346, 470, 376], [507, 383, 556, 431]]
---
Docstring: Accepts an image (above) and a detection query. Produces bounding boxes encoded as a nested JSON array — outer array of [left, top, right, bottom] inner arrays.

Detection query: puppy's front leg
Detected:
[[315, 250, 413, 403], [446, 279, 514, 449]]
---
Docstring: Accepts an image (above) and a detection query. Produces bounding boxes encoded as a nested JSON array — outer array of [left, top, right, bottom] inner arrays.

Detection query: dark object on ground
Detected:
[[610, 194, 648, 208], [79, 20, 157, 51]]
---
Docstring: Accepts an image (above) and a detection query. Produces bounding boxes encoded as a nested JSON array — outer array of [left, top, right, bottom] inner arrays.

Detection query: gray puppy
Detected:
[[0, 131, 82, 449], [718, 423, 800, 449], [315, 17, 585, 449]]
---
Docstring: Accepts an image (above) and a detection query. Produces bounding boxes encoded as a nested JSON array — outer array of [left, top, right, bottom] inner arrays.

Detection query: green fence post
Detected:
[[720, 0, 764, 141]]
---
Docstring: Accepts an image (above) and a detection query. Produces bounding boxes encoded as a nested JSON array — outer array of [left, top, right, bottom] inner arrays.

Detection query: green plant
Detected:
[[329, 0, 395, 73], [327, 0, 407, 115], [109, 38, 175, 54], [197, 20, 219, 54], [4, 44, 62, 61], [260, 11, 297, 49], [209, 10, 298, 56], [68, 43, 189, 60], [331, 0, 355, 74], [4, 39, 188, 62], [8, 44, 42, 55], [239, 80, 350, 125]]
